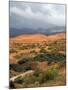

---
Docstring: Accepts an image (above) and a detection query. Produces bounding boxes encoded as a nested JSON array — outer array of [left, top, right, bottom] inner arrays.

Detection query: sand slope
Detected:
[[10, 33, 65, 43]]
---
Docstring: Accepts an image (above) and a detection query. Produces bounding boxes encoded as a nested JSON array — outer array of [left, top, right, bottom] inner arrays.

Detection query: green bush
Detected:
[[23, 68, 42, 85], [10, 62, 32, 72], [34, 53, 47, 62], [33, 68, 45, 84], [31, 68, 58, 84], [13, 67, 59, 86], [34, 51, 66, 62], [50, 48, 58, 54], [30, 50, 37, 54], [34, 68, 58, 83], [40, 48, 47, 53], [18, 57, 31, 64], [10, 48, 17, 53], [23, 75, 36, 84], [34, 68, 41, 77], [14, 76, 24, 84], [44, 68, 58, 81]]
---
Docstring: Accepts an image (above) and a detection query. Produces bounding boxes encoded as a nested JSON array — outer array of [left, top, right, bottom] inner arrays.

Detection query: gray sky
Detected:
[[10, 1, 65, 29]]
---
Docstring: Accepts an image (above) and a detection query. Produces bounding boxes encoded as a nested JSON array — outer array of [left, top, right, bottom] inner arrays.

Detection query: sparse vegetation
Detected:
[[14, 76, 24, 84], [40, 48, 47, 53], [43, 68, 58, 81], [17, 57, 31, 64], [10, 48, 17, 53], [9, 33, 66, 88]]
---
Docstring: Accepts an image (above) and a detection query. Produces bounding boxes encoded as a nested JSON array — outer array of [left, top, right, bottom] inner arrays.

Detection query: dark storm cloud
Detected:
[[10, 1, 65, 31]]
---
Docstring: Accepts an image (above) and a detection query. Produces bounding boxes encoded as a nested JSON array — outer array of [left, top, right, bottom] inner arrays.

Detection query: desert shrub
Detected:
[[23, 68, 41, 85], [30, 44, 36, 48], [10, 64, 24, 72], [30, 50, 37, 54], [13, 67, 59, 86], [44, 68, 58, 81], [34, 53, 47, 62], [34, 68, 41, 77], [24, 61, 32, 70], [36, 73, 45, 84], [23, 75, 36, 85], [10, 48, 17, 53], [34, 53, 51, 62], [31, 61, 38, 70], [52, 53, 66, 62], [59, 60, 66, 68], [14, 54, 22, 59], [33, 51, 66, 63], [33, 68, 45, 83], [50, 48, 58, 54], [31, 68, 58, 84], [47, 60, 52, 65], [10, 62, 32, 72], [48, 39, 66, 53], [33, 68, 59, 84], [40, 48, 47, 53], [18, 57, 31, 64], [33, 68, 58, 83], [10, 64, 18, 71], [19, 46, 29, 50], [14, 76, 24, 84]]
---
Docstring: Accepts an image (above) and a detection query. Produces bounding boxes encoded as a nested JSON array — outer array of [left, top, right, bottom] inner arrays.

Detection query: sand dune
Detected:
[[10, 33, 65, 43], [48, 33, 65, 41]]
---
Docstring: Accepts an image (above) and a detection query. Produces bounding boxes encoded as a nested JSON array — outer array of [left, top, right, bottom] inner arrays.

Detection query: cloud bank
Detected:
[[9, 1, 66, 36]]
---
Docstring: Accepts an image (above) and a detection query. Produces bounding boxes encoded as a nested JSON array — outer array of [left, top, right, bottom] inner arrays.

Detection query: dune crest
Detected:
[[10, 33, 65, 43]]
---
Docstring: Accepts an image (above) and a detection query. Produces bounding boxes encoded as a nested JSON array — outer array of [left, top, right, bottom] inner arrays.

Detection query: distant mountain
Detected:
[[10, 26, 65, 37]]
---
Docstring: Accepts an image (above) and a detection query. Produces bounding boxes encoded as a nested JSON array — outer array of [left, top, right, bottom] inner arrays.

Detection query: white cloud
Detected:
[[42, 4, 65, 26]]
